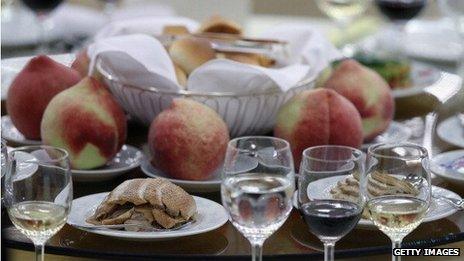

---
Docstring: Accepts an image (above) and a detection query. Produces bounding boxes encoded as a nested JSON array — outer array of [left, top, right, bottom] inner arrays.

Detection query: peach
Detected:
[[6, 55, 82, 140], [274, 89, 363, 167], [148, 99, 229, 181], [41, 77, 127, 169], [324, 59, 394, 141], [71, 48, 90, 77]]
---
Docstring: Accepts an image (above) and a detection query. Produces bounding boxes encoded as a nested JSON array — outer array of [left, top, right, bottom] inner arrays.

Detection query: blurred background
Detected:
[[0, 0, 456, 58]]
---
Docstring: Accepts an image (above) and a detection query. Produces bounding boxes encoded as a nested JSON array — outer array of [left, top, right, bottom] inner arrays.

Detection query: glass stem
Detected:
[[36, 14, 49, 54], [34, 243, 44, 261], [251, 243, 263, 261], [324, 241, 335, 261], [392, 240, 402, 261]]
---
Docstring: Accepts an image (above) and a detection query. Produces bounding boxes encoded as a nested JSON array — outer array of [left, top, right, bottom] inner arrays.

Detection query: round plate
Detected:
[[437, 116, 464, 149], [141, 159, 221, 193], [293, 175, 460, 229], [68, 192, 228, 241], [392, 62, 442, 98], [1, 115, 41, 146], [431, 150, 464, 186], [72, 145, 144, 182], [362, 121, 412, 150]]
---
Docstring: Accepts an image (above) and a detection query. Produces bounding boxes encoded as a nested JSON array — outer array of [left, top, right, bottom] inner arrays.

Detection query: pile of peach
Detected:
[[6, 55, 393, 178]]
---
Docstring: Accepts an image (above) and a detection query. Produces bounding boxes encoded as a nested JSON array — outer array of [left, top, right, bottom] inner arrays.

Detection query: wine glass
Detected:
[[316, 0, 371, 56], [374, 0, 428, 58], [221, 136, 295, 261], [438, 0, 464, 78], [20, 0, 65, 53], [364, 143, 431, 261], [4, 146, 73, 261], [298, 145, 364, 261]]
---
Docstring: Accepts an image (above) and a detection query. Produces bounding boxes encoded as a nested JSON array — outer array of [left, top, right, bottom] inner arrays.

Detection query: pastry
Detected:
[[173, 63, 188, 88], [169, 37, 216, 74], [86, 178, 197, 231], [198, 15, 242, 35], [162, 25, 190, 36]]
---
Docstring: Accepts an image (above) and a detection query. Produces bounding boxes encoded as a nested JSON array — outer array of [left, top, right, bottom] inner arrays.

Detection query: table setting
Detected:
[[1, 0, 464, 261]]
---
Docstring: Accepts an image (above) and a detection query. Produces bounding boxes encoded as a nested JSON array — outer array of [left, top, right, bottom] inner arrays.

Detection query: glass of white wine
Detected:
[[221, 136, 295, 261], [316, 0, 371, 56], [4, 146, 73, 261], [364, 143, 431, 261]]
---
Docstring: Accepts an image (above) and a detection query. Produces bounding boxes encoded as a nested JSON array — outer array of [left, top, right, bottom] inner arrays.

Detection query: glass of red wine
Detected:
[[20, 0, 65, 53], [374, 0, 428, 57], [297, 145, 364, 261]]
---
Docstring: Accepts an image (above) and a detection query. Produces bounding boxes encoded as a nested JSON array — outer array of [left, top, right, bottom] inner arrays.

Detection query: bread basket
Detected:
[[96, 58, 316, 137]]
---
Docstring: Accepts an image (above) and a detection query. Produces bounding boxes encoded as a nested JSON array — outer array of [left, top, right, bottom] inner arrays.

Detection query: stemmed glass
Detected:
[[374, 0, 428, 58], [316, 0, 371, 57], [438, 0, 464, 78], [4, 146, 73, 261], [20, 0, 65, 53], [298, 145, 364, 261], [364, 143, 431, 261], [221, 136, 295, 261]]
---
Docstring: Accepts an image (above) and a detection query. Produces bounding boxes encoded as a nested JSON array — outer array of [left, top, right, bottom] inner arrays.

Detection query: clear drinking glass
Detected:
[[374, 0, 428, 58], [298, 145, 364, 261], [438, 0, 464, 78], [4, 146, 73, 261], [20, 0, 65, 53], [365, 143, 431, 261], [316, 0, 371, 56], [221, 136, 295, 261]]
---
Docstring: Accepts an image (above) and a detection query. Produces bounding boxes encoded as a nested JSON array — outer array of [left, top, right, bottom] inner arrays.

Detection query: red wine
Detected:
[[300, 200, 362, 240], [376, 0, 427, 21], [21, 0, 64, 13]]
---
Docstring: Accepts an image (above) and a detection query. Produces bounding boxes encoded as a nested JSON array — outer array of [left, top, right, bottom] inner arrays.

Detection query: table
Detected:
[[2, 118, 464, 260]]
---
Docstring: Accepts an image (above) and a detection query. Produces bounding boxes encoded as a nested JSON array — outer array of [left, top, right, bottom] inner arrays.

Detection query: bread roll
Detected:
[[198, 15, 242, 35], [174, 63, 188, 88], [162, 25, 190, 36], [169, 37, 216, 74], [221, 52, 261, 66]]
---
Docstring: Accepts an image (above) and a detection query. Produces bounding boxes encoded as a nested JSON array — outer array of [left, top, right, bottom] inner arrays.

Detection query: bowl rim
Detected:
[[95, 57, 317, 97]]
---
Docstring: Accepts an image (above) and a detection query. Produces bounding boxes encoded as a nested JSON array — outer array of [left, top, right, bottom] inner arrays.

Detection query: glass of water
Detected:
[[298, 145, 364, 261], [4, 146, 73, 261], [221, 136, 295, 261]]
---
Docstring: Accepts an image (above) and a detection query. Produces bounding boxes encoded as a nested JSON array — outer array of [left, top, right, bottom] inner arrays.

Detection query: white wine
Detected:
[[367, 196, 427, 241], [221, 173, 294, 239], [8, 201, 67, 242], [317, 0, 370, 21]]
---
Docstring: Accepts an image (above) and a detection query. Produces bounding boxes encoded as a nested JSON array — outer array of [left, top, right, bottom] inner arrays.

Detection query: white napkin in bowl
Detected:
[[259, 23, 343, 76], [88, 34, 180, 90], [95, 16, 200, 40], [188, 59, 311, 93]]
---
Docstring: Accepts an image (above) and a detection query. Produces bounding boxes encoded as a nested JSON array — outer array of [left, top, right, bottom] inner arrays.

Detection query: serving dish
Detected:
[[431, 150, 464, 186], [68, 192, 228, 241], [97, 58, 316, 137]]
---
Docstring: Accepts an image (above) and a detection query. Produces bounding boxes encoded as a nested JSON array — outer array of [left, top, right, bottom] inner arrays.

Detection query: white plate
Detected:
[[1, 115, 41, 146], [294, 175, 460, 228], [362, 121, 412, 150], [392, 62, 442, 98], [72, 145, 144, 182], [68, 192, 228, 241], [404, 19, 462, 63], [437, 116, 464, 149], [141, 159, 222, 193], [431, 150, 464, 186]]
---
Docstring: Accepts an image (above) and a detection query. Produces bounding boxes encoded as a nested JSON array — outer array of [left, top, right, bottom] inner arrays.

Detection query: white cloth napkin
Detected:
[[95, 16, 200, 40], [259, 23, 343, 76], [87, 34, 180, 91], [188, 59, 310, 93]]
